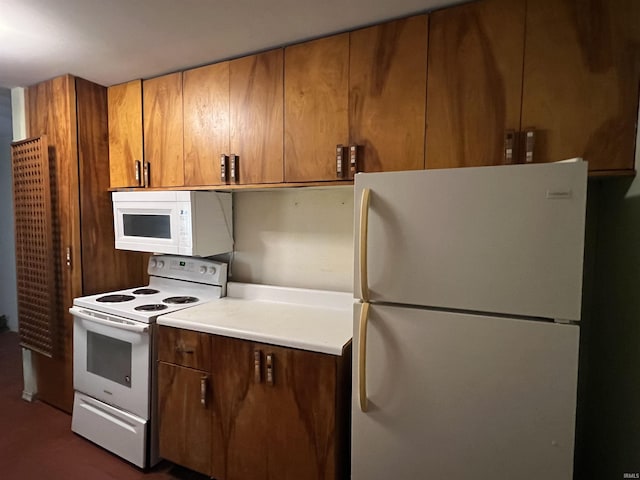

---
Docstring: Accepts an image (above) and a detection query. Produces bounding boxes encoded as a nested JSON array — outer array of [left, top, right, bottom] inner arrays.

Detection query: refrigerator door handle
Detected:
[[359, 188, 371, 302], [358, 302, 371, 412]]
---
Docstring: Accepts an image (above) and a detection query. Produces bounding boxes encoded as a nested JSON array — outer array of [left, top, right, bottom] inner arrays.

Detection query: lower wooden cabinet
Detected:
[[157, 362, 212, 475], [157, 326, 351, 480]]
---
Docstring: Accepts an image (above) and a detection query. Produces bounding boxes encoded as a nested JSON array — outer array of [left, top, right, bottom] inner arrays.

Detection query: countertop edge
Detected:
[[157, 317, 351, 356]]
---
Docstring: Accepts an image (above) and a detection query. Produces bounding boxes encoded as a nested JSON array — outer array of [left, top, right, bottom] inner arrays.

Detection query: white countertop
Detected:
[[157, 282, 354, 356]]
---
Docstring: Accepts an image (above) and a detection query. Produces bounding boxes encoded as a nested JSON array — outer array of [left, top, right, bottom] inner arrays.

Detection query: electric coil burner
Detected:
[[163, 296, 199, 304], [70, 255, 228, 468], [132, 288, 160, 295], [96, 294, 136, 303], [135, 304, 168, 312]]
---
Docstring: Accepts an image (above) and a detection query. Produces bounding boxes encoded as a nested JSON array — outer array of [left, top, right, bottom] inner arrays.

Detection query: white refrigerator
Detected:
[[351, 161, 587, 480]]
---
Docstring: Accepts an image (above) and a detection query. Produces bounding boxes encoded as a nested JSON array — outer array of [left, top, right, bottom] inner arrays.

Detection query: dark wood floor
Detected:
[[0, 331, 208, 480]]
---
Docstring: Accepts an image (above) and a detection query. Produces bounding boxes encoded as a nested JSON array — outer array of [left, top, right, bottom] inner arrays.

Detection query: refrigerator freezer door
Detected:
[[352, 303, 579, 480], [354, 162, 587, 321]]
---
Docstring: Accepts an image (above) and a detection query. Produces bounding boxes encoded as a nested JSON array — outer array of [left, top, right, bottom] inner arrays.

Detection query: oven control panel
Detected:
[[148, 255, 228, 286]]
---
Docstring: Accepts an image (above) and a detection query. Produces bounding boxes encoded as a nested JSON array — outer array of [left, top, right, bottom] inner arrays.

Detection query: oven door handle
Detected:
[[70, 307, 149, 334]]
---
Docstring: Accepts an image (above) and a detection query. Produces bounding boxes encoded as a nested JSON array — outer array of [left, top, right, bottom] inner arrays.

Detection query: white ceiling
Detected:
[[0, 0, 459, 89]]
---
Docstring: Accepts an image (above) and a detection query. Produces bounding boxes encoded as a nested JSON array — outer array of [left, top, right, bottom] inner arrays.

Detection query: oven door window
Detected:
[[87, 331, 132, 388], [122, 213, 171, 239]]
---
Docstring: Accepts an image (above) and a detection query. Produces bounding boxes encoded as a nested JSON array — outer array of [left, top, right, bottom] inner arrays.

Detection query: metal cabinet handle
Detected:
[[266, 353, 274, 386], [65, 246, 72, 269], [504, 130, 516, 164], [336, 144, 346, 179], [143, 160, 150, 187], [358, 302, 370, 412], [220, 154, 228, 183], [230, 154, 238, 183], [254, 350, 262, 383], [135, 160, 142, 185], [359, 188, 371, 302], [349, 145, 359, 178], [200, 376, 207, 407], [524, 128, 536, 163]]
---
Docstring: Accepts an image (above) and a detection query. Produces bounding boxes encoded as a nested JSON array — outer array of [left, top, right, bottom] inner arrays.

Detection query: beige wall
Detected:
[[231, 186, 354, 293]]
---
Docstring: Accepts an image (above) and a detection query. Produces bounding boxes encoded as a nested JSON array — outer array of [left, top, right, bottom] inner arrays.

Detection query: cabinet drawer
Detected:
[[158, 326, 211, 370]]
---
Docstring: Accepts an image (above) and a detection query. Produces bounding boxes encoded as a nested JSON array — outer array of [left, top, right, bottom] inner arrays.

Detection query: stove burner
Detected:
[[134, 304, 168, 312], [163, 296, 199, 305], [96, 294, 136, 303], [132, 288, 160, 295]]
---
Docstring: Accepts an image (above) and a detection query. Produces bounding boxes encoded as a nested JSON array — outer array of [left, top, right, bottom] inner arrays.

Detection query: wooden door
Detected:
[[107, 80, 143, 188], [349, 15, 428, 173], [521, 0, 640, 172], [210, 335, 267, 480], [184, 62, 230, 186], [425, 0, 526, 169], [158, 362, 212, 476], [230, 49, 284, 185], [284, 34, 349, 182], [143, 72, 184, 187]]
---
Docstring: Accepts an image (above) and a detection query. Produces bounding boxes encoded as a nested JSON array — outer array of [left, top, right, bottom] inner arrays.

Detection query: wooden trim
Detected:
[[110, 180, 354, 192], [588, 169, 636, 178]]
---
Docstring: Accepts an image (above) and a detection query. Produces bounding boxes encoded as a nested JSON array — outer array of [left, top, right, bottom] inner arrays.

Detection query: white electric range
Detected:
[[69, 254, 227, 468]]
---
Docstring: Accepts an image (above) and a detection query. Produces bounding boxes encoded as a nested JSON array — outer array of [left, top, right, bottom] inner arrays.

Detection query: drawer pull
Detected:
[[175, 346, 194, 354]]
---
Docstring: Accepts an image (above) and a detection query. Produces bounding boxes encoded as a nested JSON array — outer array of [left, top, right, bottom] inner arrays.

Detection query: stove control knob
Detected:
[[208, 266, 216, 275], [149, 259, 157, 268], [199, 266, 207, 274], [157, 260, 165, 269]]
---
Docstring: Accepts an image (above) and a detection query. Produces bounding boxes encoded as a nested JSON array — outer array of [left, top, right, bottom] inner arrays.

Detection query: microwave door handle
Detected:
[[69, 307, 149, 334]]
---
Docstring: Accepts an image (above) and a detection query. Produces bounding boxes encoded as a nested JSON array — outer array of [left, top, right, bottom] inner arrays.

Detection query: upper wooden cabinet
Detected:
[[426, 0, 640, 173], [284, 34, 350, 182], [183, 62, 230, 186], [143, 72, 184, 187], [350, 15, 429, 173], [108, 80, 144, 188], [230, 49, 284, 185], [426, 0, 525, 169], [284, 16, 429, 182], [521, 0, 640, 173]]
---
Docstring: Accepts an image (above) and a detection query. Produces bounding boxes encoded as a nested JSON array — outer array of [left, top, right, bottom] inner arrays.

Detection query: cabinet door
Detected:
[[425, 0, 526, 169], [143, 72, 184, 187], [230, 49, 284, 184], [210, 335, 267, 480], [25, 74, 79, 413], [108, 80, 143, 187], [521, 0, 640, 172], [260, 344, 341, 480], [284, 34, 349, 182], [349, 15, 428, 173], [184, 62, 230, 186], [211, 335, 343, 480], [158, 362, 212, 476]]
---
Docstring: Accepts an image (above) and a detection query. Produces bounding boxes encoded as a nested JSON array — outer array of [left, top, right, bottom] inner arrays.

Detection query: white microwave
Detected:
[[112, 191, 233, 256]]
